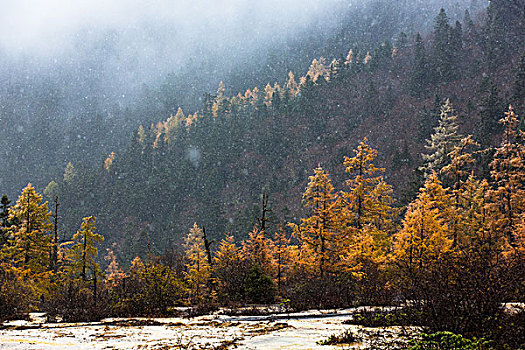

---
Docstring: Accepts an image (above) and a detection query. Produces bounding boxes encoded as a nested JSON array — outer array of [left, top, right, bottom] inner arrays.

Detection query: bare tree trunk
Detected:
[[202, 227, 213, 267], [93, 272, 97, 307], [82, 230, 87, 280], [51, 196, 59, 272]]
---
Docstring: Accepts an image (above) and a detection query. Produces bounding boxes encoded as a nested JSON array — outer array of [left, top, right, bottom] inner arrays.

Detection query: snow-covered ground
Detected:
[[0, 308, 415, 349]]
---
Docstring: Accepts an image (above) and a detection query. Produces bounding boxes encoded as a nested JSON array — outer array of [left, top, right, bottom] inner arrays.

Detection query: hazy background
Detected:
[[0, 0, 483, 112], [0, 0, 486, 195], [0, 0, 350, 110]]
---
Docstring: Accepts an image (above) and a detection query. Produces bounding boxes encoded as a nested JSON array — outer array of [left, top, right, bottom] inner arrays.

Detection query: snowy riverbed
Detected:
[[0, 308, 416, 349]]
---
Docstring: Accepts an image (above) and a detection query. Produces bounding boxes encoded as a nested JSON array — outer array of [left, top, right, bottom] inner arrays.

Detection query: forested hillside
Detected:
[[37, 0, 524, 261], [0, 0, 486, 195]]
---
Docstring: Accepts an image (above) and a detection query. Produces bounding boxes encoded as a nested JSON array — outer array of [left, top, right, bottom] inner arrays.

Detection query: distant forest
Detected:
[[26, 0, 524, 257], [0, 0, 487, 193]]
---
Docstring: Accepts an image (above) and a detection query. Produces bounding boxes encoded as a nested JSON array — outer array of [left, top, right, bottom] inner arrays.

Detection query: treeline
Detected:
[[0, 102, 523, 349]]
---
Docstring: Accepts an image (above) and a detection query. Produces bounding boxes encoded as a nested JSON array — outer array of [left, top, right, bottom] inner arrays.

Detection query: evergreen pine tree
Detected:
[[0, 195, 10, 247], [432, 9, 453, 82], [395, 32, 408, 51], [484, 1, 507, 69], [449, 21, 463, 79], [420, 99, 463, 179], [0, 195, 11, 228], [513, 53, 525, 110], [463, 9, 476, 40], [478, 81, 503, 145], [410, 33, 428, 96]]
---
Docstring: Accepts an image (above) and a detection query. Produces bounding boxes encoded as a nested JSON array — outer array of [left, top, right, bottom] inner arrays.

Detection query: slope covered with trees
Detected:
[[0, 0, 485, 196], [1, 114, 523, 347], [33, 1, 524, 262]]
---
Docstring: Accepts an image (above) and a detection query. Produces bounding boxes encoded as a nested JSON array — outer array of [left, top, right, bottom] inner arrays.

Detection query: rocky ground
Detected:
[[0, 308, 418, 349]]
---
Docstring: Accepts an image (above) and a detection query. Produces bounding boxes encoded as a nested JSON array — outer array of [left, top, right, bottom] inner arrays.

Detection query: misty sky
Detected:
[[0, 0, 346, 57], [0, 0, 351, 109], [0, 0, 480, 112]]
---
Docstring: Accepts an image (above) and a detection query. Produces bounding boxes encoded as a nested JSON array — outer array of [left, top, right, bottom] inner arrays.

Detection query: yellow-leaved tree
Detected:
[[184, 223, 211, 305], [44, 216, 105, 321], [342, 138, 394, 232], [485, 105, 525, 304], [242, 226, 275, 276], [213, 234, 248, 303], [288, 165, 341, 278], [340, 139, 393, 282], [0, 184, 53, 319], [392, 174, 454, 291], [8, 183, 53, 274], [114, 256, 185, 317], [68, 216, 104, 281], [456, 175, 492, 250], [441, 134, 479, 246], [487, 105, 525, 247], [338, 139, 395, 303]]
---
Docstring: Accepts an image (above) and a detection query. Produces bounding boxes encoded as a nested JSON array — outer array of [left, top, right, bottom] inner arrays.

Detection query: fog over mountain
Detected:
[[0, 0, 486, 195], [1, 0, 343, 55], [0, 0, 482, 112], [0, 0, 348, 108]]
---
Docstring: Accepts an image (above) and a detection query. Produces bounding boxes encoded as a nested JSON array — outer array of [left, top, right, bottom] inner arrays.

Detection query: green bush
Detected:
[[245, 264, 276, 304], [343, 308, 416, 327], [409, 331, 492, 350]]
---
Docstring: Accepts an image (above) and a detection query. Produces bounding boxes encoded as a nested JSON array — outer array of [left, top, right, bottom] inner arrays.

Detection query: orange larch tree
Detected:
[[488, 105, 525, 246], [288, 165, 341, 278]]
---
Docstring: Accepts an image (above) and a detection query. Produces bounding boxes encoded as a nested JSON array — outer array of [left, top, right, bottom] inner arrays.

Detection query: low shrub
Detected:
[[484, 309, 525, 350], [245, 264, 276, 304], [408, 331, 492, 350], [343, 308, 420, 327], [286, 272, 356, 311], [317, 329, 361, 345], [44, 277, 109, 322], [0, 274, 31, 322], [109, 259, 186, 317]]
